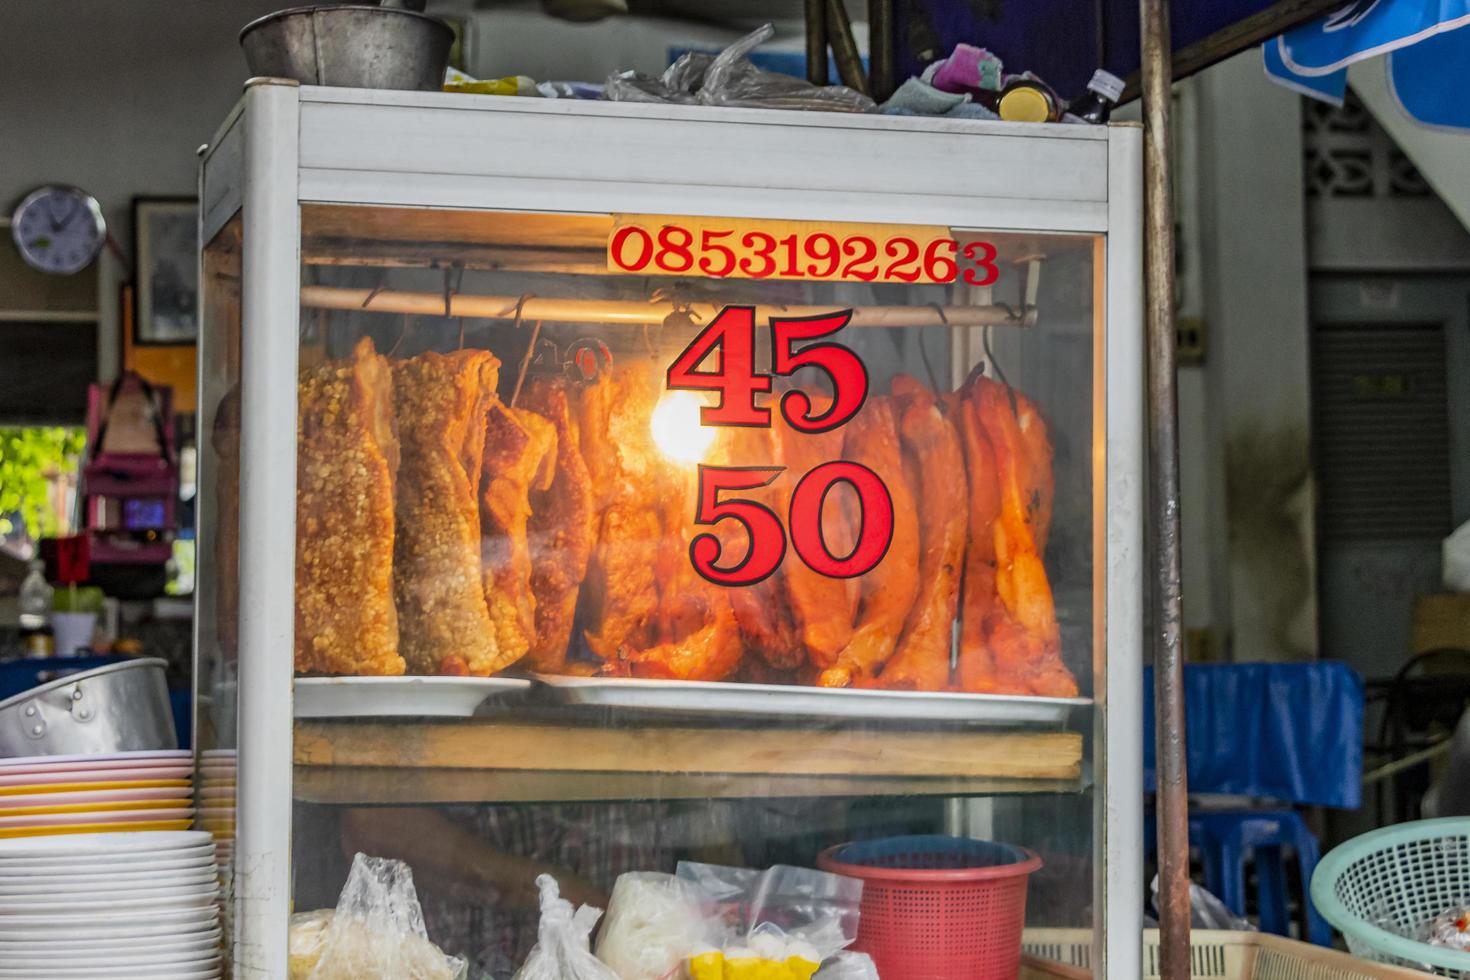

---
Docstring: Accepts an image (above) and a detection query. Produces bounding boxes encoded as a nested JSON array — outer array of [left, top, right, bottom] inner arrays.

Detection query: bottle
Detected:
[[18, 560, 54, 658], [1063, 69, 1125, 125], [996, 75, 1062, 123]]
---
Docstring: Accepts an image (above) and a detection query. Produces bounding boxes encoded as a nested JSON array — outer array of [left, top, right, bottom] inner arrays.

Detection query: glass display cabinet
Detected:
[[195, 79, 1143, 979]]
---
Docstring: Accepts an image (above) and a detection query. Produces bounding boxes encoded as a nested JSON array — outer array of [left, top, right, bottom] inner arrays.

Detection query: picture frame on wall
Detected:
[[133, 197, 198, 345]]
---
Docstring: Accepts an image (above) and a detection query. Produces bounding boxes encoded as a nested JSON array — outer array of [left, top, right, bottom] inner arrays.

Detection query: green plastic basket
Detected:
[[1312, 817, 1470, 977]]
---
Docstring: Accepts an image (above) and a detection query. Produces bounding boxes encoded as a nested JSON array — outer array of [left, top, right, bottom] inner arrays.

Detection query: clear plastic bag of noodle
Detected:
[[289, 853, 467, 980]]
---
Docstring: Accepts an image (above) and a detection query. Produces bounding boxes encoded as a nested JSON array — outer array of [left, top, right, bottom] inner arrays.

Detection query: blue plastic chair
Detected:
[[1195, 810, 1330, 944], [1144, 663, 1364, 946]]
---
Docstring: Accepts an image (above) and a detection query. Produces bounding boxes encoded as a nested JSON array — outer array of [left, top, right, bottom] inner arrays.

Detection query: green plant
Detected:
[[0, 427, 86, 540]]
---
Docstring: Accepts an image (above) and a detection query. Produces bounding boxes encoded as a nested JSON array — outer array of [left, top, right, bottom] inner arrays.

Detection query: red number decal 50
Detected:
[[771, 311, 869, 433], [789, 461, 894, 578], [690, 466, 788, 586]]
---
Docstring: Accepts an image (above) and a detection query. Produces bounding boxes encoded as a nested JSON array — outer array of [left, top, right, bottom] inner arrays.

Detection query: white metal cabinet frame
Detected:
[[197, 79, 1144, 978]]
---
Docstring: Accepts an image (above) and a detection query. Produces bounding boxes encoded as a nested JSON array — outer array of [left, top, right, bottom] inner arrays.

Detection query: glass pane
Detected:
[[288, 205, 1100, 977], [196, 213, 241, 948]]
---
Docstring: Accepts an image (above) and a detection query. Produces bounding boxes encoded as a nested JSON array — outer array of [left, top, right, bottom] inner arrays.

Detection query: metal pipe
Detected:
[[868, 0, 895, 103], [1140, 0, 1191, 976], [805, 0, 828, 86], [299, 284, 1026, 328], [825, 0, 870, 97]]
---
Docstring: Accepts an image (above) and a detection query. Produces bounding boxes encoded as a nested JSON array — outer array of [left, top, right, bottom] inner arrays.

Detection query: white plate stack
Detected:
[[0, 830, 221, 979], [197, 749, 235, 871]]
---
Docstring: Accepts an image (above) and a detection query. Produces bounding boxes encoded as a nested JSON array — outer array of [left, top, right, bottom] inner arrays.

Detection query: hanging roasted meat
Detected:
[[715, 425, 804, 671], [877, 381, 969, 691], [520, 377, 596, 672], [579, 366, 666, 662], [480, 401, 557, 669], [955, 383, 1004, 693], [770, 408, 858, 668], [392, 349, 509, 676], [295, 338, 403, 676], [974, 377, 1077, 697], [627, 466, 745, 681], [818, 397, 920, 688]]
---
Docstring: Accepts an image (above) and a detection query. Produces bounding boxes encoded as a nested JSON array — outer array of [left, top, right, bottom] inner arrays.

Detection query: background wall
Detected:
[[0, 0, 284, 380]]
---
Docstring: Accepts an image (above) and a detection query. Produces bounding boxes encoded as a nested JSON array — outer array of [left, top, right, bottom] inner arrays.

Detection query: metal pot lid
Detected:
[[0, 658, 170, 714]]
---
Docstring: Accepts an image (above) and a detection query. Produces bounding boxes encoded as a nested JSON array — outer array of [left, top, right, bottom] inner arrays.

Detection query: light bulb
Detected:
[[650, 391, 716, 465]]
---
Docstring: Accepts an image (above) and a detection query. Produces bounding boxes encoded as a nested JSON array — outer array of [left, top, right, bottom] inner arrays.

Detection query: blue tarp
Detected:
[[1264, 0, 1470, 132], [1143, 662, 1364, 809]]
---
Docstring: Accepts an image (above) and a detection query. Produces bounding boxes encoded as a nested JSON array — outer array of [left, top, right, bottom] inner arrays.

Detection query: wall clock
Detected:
[[11, 185, 107, 276]]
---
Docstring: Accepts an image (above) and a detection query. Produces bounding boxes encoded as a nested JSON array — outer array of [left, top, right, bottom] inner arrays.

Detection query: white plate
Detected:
[[0, 852, 214, 876], [0, 916, 218, 942], [0, 766, 192, 787], [0, 830, 211, 859], [294, 674, 531, 718], [0, 948, 218, 968], [0, 787, 193, 810], [533, 674, 1093, 724], [0, 969, 218, 980], [0, 926, 220, 952], [0, 872, 216, 896], [0, 904, 216, 929], [0, 806, 195, 829], [0, 751, 192, 774], [0, 886, 216, 914]]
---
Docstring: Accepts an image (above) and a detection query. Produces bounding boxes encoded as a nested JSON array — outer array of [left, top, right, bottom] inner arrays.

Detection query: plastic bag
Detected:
[[814, 952, 880, 980], [289, 853, 467, 980], [1150, 874, 1254, 931], [1446, 519, 1470, 591], [676, 862, 862, 977], [604, 25, 874, 113], [514, 874, 621, 980], [594, 872, 707, 980]]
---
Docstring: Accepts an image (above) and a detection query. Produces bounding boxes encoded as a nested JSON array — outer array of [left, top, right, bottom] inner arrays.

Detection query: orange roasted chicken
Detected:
[[818, 397, 920, 688], [971, 377, 1076, 697], [480, 401, 557, 668], [521, 377, 596, 672], [873, 381, 968, 691]]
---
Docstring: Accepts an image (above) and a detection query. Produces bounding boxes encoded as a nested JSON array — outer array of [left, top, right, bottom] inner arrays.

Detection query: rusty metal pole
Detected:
[[825, 0, 871, 96], [1140, 0, 1192, 977], [805, 0, 829, 86], [868, 0, 895, 102]]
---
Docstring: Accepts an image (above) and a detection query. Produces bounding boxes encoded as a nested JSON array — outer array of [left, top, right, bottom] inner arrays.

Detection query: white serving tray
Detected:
[[533, 674, 1090, 725], [293, 676, 531, 718]]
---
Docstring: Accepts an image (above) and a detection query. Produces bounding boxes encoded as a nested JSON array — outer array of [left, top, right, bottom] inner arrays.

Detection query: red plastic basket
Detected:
[[818, 835, 1042, 980]]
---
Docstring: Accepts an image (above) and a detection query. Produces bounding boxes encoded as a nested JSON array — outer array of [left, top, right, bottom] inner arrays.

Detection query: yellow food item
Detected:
[[685, 951, 821, 980]]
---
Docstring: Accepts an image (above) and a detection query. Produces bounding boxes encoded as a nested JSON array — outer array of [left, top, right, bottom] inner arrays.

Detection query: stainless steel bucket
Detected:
[[239, 5, 454, 91], [0, 659, 177, 758]]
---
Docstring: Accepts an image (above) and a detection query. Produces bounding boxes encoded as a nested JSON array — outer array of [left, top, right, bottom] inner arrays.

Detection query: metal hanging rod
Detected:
[[298, 285, 1032, 328]]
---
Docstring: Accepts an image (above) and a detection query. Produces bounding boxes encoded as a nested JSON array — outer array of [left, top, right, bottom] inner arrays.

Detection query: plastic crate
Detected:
[[1019, 928, 1438, 979]]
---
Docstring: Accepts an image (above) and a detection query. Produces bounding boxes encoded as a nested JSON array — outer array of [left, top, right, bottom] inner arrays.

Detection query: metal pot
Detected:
[[0, 659, 176, 758], [239, 5, 454, 91]]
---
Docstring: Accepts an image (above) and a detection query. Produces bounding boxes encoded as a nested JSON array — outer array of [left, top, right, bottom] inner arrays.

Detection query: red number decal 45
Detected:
[[664, 306, 771, 427]]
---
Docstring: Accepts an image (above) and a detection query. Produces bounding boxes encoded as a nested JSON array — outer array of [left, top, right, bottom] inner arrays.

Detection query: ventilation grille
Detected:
[[1311, 323, 1451, 540]]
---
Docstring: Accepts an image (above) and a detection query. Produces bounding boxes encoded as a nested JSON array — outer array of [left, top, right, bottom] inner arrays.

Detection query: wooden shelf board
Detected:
[[293, 718, 1083, 804], [293, 765, 1082, 805]]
